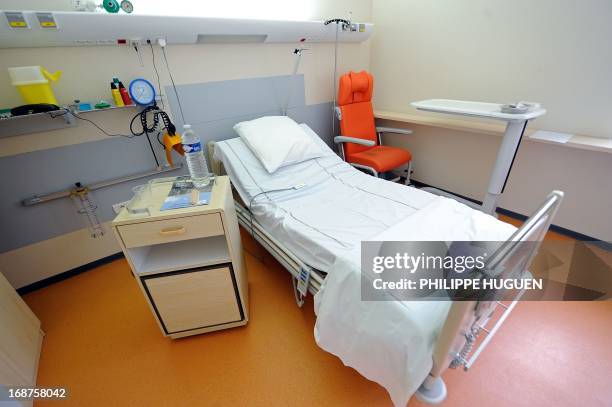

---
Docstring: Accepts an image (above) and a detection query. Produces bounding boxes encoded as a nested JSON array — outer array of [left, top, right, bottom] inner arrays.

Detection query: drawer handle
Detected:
[[159, 226, 186, 236]]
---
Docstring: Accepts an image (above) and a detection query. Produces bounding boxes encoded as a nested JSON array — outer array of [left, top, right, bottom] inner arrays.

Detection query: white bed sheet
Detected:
[[214, 124, 437, 271], [215, 123, 517, 406], [314, 196, 517, 407]]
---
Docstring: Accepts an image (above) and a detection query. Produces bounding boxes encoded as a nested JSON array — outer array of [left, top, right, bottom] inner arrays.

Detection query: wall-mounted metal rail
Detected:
[[22, 164, 182, 206]]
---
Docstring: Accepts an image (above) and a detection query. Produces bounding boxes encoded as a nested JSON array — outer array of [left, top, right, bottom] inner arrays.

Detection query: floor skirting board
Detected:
[[17, 252, 124, 295]]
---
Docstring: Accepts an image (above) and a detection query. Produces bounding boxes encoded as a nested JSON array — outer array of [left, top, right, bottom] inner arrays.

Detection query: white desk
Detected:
[[411, 99, 546, 214]]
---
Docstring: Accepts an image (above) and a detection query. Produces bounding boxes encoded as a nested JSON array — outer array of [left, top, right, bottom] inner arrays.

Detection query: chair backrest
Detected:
[[337, 71, 378, 156]]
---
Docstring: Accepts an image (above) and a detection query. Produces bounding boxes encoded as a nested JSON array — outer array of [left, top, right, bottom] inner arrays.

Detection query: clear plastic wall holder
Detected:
[[126, 184, 152, 216]]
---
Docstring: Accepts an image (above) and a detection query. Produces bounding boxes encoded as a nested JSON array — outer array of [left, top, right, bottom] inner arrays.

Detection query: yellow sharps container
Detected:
[[8, 66, 62, 105]]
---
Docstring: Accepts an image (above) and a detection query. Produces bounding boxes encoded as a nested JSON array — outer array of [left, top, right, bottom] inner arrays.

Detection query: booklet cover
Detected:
[[160, 178, 213, 211]]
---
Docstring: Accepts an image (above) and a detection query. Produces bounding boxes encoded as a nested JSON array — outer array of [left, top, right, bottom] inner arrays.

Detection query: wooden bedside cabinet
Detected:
[[112, 176, 248, 339]]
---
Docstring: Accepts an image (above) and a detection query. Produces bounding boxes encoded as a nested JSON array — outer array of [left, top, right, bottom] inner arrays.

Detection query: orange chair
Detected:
[[334, 70, 413, 184]]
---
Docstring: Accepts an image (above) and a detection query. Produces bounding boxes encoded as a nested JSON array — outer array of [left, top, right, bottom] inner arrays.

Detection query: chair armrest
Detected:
[[376, 126, 413, 135], [333, 136, 376, 147]]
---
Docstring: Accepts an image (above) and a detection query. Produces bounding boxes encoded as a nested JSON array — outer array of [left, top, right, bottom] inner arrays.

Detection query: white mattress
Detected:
[[214, 124, 437, 271]]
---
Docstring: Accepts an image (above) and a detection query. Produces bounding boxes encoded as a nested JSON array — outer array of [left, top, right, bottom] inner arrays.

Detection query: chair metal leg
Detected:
[[404, 161, 412, 185]]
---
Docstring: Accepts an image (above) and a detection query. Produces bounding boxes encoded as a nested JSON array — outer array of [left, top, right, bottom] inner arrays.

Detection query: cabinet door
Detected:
[[0, 272, 42, 389], [142, 265, 243, 334]]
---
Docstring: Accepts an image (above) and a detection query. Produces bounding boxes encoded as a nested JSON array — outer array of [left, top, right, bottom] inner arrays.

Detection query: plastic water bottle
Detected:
[[181, 124, 210, 188]]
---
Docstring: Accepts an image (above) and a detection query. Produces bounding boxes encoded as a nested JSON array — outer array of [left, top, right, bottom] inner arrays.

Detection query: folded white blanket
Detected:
[[314, 196, 516, 406]]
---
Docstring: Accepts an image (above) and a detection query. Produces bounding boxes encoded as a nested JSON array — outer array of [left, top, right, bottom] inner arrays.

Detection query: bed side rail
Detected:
[[460, 190, 564, 369], [418, 191, 564, 404]]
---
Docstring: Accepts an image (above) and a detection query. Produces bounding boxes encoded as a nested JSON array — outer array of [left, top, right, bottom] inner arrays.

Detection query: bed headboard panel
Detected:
[[165, 74, 335, 151]]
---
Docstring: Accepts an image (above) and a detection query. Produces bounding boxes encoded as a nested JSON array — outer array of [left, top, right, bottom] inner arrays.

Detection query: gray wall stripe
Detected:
[[165, 74, 306, 129], [0, 74, 333, 253]]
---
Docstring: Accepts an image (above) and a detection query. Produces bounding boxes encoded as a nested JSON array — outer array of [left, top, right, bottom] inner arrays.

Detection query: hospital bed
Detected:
[[208, 123, 563, 405]]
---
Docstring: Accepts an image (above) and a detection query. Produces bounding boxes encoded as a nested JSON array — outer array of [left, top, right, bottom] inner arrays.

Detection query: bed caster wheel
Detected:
[[415, 376, 447, 405]]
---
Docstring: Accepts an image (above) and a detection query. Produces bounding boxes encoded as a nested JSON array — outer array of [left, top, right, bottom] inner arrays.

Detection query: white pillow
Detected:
[[233, 116, 322, 173]]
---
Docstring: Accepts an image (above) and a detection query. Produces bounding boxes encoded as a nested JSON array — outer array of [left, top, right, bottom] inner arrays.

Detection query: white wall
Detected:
[[0, 0, 371, 153], [0, 42, 370, 157], [379, 124, 612, 241], [0, 0, 371, 113], [0, 0, 372, 288], [371, 0, 612, 240], [371, 0, 612, 139]]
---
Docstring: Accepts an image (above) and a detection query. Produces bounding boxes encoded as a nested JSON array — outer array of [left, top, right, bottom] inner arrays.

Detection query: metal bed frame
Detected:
[[209, 141, 564, 404]]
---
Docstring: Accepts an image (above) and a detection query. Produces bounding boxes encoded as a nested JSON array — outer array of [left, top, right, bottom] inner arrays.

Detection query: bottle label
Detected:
[[183, 142, 202, 153]]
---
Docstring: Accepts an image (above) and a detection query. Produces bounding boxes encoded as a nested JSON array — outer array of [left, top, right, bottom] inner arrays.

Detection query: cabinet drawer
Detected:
[[142, 265, 243, 334], [118, 214, 224, 248]]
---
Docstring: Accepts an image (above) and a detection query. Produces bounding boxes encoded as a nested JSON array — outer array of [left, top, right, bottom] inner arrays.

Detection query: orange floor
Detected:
[[24, 228, 612, 407]]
